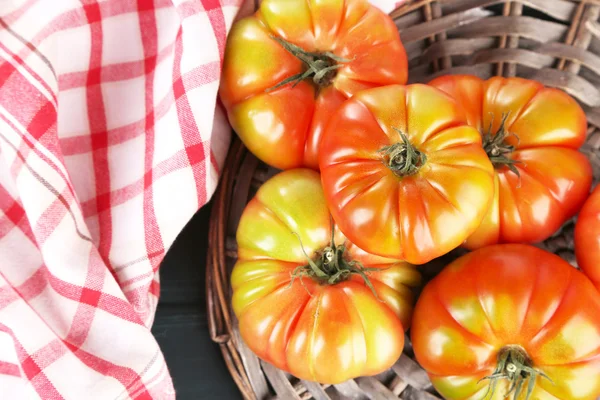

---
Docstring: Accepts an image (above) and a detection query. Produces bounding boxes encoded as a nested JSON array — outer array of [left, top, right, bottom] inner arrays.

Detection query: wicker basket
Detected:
[[207, 1, 600, 398]]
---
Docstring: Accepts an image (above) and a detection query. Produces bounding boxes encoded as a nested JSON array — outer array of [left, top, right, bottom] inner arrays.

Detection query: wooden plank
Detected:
[[152, 306, 242, 399]]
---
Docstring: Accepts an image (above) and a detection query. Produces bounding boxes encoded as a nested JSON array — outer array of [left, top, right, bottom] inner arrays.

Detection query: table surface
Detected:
[[151, 202, 242, 400]]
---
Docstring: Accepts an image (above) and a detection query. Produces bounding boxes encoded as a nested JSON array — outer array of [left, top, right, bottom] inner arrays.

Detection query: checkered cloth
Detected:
[[0, 0, 401, 399]]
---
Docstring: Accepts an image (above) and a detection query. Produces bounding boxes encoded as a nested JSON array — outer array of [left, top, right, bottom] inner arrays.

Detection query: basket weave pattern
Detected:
[[207, 1, 600, 398]]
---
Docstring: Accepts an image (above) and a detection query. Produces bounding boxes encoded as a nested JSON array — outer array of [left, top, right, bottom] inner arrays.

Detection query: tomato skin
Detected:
[[220, 0, 408, 170], [575, 185, 600, 285], [412, 244, 600, 400], [318, 84, 494, 264], [430, 75, 592, 249], [232, 169, 421, 384]]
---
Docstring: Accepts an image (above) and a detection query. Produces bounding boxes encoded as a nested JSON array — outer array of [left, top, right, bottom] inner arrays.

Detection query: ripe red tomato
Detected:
[[575, 185, 600, 285], [232, 169, 421, 384], [412, 244, 600, 400], [430, 75, 592, 249], [220, 0, 408, 170], [319, 84, 494, 264]]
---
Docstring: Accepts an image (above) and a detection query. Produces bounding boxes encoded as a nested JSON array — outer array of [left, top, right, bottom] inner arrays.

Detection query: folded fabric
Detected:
[[0, 0, 402, 399]]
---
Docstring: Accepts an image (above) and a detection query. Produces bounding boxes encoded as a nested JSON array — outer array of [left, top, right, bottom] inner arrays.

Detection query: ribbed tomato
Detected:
[[430, 75, 592, 249], [412, 244, 600, 400], [232, 169, 421, 384], [319, 84, 494, 264], [220, 0, 408, 170], [575, 185, 600, 285]]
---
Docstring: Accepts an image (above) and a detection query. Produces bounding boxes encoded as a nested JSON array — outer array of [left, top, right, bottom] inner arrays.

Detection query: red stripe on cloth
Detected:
[[0, 51, 54, 124], [10, 141, 29, 179], [83, 1, 112, 263], [176, 0, 241, 19], [60, 61, 220, 156], [20, 355, 42, 379], [60, 118, 143, 156], [0, 324, 64, 400], [26, 101, 56, 141], [0, 126, 86, 247], [0, 185, 35, 243], [0, 269, 47, 314], [12, 100, 60, 172], [0, 109, 77, 209], [120, 271, 153, 290], [0, 42, 56, 103], [79, 148, 201, 218], [0, 62, 13, 90], [200, 0, 227, 61], [123, 286, 153, 321], [58, 42, 175, 91], [43, 265, 143, 325], [0, 0, 37, 25], [0, 360, 21, 377], [25, 340, 67, 373], [210, 149, 220, 175], [10, 269, 48, 307], [172, 29, 207, 209], [26, 0, 173, 48], [149, 278, 160, 298], [65, 248, 107, 348], [0, 286, 19, 311], [63, 342, 152, 400], [0, 122, 86, 250], [183, 143, 205, 165], [129, 357, 169, 399], [33, 188, 73, 245], [138, 0, 165, 271]]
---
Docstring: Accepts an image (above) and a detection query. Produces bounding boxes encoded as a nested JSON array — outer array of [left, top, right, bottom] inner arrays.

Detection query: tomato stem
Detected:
[[379, 129, 427, 177], [266, 36, 352, 92], [290, 224, 382, 299], [480, 345, 553, 400], [482, 113, 522, 179]]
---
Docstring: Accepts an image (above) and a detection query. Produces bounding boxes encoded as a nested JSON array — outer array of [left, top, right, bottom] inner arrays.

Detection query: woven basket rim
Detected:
[[206, 1, 600, 399]]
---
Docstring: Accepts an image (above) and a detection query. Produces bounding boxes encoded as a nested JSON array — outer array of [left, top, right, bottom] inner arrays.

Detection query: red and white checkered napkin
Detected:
[[0, 0, 243, 398], [0, 0, 402, 399]]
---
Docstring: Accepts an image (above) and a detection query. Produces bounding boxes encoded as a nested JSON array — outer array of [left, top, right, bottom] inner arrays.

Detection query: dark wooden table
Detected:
[[151, 202, 241, 399]]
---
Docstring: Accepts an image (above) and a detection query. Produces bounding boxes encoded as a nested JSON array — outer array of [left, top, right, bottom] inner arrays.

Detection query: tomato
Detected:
[[220, 0, 408, 170], [318, 84, 494, 264], [412, 244, 600, 400], [232, 169, 421, 384], [575, 185, 600, 285], [430, 75, 592, 249]]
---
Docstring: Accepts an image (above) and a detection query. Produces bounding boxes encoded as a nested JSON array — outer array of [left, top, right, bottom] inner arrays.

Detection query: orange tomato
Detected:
[[232, 169, 421, 384], [319, 84, 494, 264], [412, 244, 600, 400], [220, 0, 408, 170], [430, 75, 592, 249], [575, 185, 600, 285]]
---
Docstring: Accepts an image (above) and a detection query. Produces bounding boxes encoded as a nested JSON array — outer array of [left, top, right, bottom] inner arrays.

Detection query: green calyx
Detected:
[[267, 36, 352, 92], [379, 128, 427, 177], [290, 222, 380, 297], [482, 113, 521, 178], [480, 346, 553, 400]]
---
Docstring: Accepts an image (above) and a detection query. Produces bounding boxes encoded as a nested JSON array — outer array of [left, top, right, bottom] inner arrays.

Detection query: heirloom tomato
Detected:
[[232, 169, 421, 384], [430, 75, 592, 249], [220, 0, 408, 170], [412, 244, 600, 400], [319, 84, 494, 264], [575, 185, 600, 285]]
